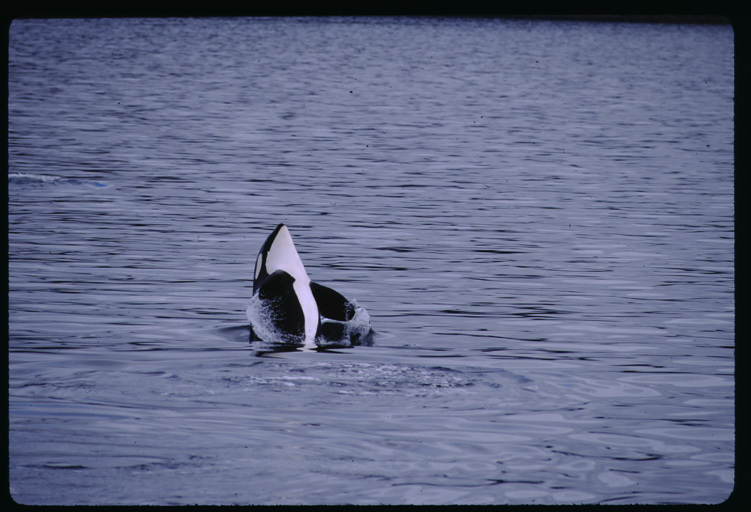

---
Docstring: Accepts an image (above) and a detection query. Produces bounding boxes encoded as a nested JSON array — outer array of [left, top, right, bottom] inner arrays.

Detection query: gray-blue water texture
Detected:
[[8, 17, 734, 505]]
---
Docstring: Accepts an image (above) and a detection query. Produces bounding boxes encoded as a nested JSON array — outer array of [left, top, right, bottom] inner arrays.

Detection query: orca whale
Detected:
[[248, 223, 374, 349]]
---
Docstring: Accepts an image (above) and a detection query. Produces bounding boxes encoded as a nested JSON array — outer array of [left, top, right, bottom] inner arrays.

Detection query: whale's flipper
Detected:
[[311, 281, 375, 346], [254, 269, 314, 344], [310, 282, 356, 322]]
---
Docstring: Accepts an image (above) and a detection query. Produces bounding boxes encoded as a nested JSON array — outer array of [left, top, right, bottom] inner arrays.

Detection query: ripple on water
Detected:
[[8, 17, 734, 506]]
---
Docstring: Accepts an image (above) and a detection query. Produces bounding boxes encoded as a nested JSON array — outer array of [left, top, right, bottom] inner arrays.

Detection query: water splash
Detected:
[[246, 295, 375, 350]]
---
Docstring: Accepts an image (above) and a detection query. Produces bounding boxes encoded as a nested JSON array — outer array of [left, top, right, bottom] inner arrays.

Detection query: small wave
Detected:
[[8, 172, 71, 187], [8, 172, 106, 188]]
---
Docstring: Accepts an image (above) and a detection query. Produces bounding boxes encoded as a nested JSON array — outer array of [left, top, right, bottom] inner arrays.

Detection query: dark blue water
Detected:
[[8, 17, 734, 505]]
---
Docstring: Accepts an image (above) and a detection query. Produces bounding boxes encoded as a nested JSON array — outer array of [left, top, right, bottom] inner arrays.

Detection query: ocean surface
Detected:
[[7, 17, 734, 505]]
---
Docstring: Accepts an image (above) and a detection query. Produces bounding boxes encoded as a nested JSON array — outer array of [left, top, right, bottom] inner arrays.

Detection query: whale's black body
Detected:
[[249, 223, 374, 348]]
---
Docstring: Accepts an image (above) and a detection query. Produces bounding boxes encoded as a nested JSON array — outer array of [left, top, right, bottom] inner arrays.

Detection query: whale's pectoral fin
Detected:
[[256, 270, 306, 342], [310, 281, 355, 322]]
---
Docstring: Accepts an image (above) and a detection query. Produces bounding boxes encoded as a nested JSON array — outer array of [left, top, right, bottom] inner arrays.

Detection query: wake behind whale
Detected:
[[247, 223, 374, 350]]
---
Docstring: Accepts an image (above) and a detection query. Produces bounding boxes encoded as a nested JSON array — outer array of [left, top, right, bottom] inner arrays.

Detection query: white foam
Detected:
[[246, 295, 291, 346], [8, 172, 106, 188], [316, 300, 373, 347], [8, 172, 65, 185]]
